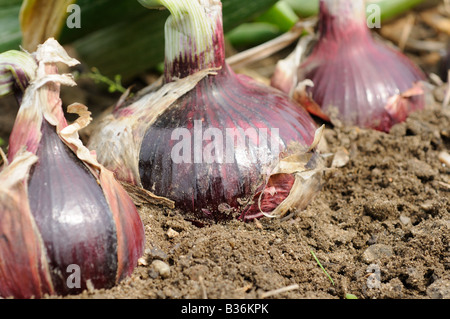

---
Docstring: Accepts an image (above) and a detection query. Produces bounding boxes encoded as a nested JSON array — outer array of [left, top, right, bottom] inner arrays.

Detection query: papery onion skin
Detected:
[[135, 0, 320, 221], [0, 39, 145, 299], [0, 152, 54, 299], [272, 0, 426, 132]]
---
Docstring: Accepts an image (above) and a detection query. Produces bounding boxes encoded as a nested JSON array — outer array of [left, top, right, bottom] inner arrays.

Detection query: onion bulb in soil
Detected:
[[271, 0, 427, 132], [0, 39, 145, 299], [88, 0, 324, 222]]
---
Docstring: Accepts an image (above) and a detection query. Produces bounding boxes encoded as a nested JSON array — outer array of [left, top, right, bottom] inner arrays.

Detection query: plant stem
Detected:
[[139, 0, 223, 82], [256, 1, 298, 33], [311, 249, 335, 286], [226, 22, 283, 49], [0, 50, 37, 104], [284, 0, 425, 21]]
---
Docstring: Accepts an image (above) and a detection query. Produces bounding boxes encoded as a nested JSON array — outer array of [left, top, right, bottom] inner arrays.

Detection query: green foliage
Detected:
[[78, 67, 127, 94], [0, 0, 23, 52], [59, 0, 278, 80], [0, 0, 425, 81], [311, 249, 335, 286], [282, 0, 426, 21], [0, 0, 278, 80]]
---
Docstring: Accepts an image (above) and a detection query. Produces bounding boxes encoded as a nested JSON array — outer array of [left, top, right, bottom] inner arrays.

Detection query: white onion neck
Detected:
[[319, 0, 369, 39], [140, 0, 224, 82]]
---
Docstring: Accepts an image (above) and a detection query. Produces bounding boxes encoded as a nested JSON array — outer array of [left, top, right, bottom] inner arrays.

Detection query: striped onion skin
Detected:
[[86, 0, 322, 222], [28, 120, 118, 295], [0, 39, 145, 299], [139, 65, 317, 221], [273, 0, 426, 132]]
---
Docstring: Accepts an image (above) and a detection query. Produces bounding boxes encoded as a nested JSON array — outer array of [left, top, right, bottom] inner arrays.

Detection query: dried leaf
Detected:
[[20, 0, 76, 51], [331, 147, 350, 168]]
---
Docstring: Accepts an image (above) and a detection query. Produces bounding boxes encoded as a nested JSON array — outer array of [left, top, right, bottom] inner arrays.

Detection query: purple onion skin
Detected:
[[139, 65, 317, 221], [28, 121, 118, 294], [297, 1, 426, 132]]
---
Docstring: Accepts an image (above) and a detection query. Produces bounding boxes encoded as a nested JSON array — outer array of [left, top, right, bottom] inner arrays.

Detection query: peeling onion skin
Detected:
[[135, 0, 320, 221], [139, 65, 318, 220], [0, 152, 54, 299], [0, 39, 145, 299], [272, 0, 426, 132], [87, 1, 323, 223]]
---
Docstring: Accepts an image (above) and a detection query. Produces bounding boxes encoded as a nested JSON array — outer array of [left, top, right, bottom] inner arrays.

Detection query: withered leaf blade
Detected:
[[20, 0, 76, 52], [0, 152, 54, 299], [120, 181, 175, 209]]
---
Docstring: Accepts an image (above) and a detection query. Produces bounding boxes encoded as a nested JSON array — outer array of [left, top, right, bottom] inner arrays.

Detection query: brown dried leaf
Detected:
[[20, 0, 76, 51], [120, 181, 175, 209]]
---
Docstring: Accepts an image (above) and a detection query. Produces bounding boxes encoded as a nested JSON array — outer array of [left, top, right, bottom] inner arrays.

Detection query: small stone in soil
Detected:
[[426, 279, 450, 299], [399, 215, 412, 226], [362, 244, 394, 263], [151, 260, 171, 279], [145, 246, 168, 260]]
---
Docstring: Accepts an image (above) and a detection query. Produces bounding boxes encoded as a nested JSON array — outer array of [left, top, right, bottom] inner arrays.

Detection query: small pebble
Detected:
[[426, 279, 450, 299], [138, 257, 148, 266], [438, 151, 450, 167], [399, 215, 411, 226], [362, 244, 394, 263], [331, 147, 350, 168], [167, 227, 179, 239], [151, 260, 171, 279], [86, 279, 95, 293]]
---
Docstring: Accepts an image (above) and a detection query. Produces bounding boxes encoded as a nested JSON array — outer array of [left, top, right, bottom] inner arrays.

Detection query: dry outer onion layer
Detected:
[[0, 39, 145, 299], [88, 0, 325, 222]]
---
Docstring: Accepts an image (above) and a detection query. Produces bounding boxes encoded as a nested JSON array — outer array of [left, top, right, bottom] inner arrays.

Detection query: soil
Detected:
[[1, 4, 450, 301], [64, 98, 448, 300]]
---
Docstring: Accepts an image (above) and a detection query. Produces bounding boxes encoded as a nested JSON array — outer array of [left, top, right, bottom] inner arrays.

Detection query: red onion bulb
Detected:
[[88, 0, 324, 222], [271, 0, 426, 132], [0, 39, 145, 299]]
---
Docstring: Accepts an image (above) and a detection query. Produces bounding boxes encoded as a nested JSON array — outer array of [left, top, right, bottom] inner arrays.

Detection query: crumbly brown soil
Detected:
[[61, 92, 450, 300]]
